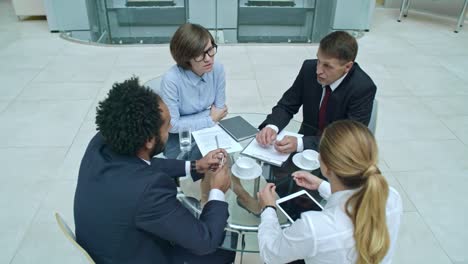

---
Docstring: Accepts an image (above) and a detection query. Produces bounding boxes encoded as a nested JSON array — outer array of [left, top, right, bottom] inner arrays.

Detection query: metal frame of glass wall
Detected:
[[62, 0, 335, 45]]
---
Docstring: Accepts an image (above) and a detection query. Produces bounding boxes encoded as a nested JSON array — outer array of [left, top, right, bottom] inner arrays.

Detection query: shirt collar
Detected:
[[183, 66, 206, 84], [326, 72, 348, 91], [140, 158, 150, 165], [324, 188, 358, 209]]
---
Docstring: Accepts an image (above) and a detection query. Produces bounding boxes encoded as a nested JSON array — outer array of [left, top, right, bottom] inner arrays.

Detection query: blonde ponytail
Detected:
[[345, 168, 390, 264], [320, 120, 390, 264]]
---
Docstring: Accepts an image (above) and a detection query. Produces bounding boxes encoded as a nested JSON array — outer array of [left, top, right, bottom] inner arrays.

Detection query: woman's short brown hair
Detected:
[[170, 23, 215, 69]]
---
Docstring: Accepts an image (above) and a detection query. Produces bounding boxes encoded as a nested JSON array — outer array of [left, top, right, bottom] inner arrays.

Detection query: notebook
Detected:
[[241, 130, 303, 167], [218, 116, 259, 142]]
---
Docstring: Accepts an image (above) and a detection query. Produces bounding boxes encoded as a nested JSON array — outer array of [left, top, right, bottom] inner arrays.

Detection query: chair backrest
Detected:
[[144, 76, 162, 93], [54, 212, 96, 264], [368, 99, 378, 134]]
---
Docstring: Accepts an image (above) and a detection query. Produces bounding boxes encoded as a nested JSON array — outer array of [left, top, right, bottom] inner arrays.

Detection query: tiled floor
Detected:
[[1, 0, 468, 263]]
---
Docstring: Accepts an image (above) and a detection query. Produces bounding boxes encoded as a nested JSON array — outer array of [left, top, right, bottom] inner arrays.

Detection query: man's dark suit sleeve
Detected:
[[135, 174, 228, 256], [259, 61, 306, 131], [151, 158, 204, 182], [346, 82, 376, 126], [150, 158, 186, 178]]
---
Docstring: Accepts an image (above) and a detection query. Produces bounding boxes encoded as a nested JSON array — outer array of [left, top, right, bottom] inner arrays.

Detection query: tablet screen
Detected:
[[277, 192, 322, 221]]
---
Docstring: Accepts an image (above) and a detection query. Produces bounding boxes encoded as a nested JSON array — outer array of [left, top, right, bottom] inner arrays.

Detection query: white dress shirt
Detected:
[[266, 73, 348, 152], [258, 181, 402, 264]]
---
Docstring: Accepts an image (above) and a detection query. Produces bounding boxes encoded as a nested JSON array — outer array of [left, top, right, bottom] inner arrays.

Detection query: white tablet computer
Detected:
[[276, 190, 323, 223]]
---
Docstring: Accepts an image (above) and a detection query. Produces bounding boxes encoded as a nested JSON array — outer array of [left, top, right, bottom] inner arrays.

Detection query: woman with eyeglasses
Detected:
[[160, 23, 227, 159], [257, 120, 403, 264]]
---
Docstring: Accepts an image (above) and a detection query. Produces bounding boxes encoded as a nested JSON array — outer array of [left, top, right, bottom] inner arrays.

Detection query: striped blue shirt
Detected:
[[160, 62, 226, 133]]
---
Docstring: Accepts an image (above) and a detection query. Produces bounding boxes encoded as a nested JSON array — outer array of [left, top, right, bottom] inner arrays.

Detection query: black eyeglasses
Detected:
[[194, 44, 218, 62]]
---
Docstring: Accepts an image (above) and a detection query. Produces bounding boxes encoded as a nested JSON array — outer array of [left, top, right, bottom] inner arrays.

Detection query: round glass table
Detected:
[[173, 113, 324, 257]]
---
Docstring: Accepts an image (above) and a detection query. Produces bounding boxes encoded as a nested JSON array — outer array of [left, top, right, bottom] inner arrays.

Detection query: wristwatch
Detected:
[[261, 205, 277, 215], [190, 160, 204, 179]]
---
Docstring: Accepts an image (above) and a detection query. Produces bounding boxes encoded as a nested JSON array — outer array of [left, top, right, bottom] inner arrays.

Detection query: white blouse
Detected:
[[258, 182, 403, 264]]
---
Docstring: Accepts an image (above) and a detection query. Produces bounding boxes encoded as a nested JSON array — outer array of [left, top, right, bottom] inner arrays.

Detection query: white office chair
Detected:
[[54, 212, 95, 264], [368, 99, 378, 135]]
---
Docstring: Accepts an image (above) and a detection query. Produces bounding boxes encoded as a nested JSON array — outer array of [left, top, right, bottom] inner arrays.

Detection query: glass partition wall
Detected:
[[237, 0, 316, 43], [62, 0, 334, 45], [85, 0, 187, 44]]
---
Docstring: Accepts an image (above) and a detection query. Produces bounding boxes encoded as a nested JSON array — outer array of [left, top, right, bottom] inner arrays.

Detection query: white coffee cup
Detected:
[[235, 157, 256, 176], [301, 149, 319, 168]]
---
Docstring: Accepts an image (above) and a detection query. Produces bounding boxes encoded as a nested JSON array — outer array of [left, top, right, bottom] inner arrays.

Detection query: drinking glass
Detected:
[[179, 127, 192, 152]]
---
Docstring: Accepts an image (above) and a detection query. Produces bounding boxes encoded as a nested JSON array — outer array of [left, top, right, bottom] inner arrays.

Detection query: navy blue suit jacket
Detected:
[[74, 133, 229, 264], [259, 59, 376, 150]]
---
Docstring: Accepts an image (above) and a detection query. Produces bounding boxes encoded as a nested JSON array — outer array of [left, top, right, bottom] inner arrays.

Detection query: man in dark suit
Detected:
[[74, 77, 235, 264], [257, 31, 377, 152], [253, 31, 377, 264]]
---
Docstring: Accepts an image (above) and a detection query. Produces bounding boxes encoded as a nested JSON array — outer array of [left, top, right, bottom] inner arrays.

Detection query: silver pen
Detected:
[[215, 135, 225, 167], [215, 135, 220, 149]]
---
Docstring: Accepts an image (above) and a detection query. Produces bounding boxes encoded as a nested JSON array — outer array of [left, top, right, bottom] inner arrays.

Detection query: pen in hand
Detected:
[[215, 135, 225, 169]]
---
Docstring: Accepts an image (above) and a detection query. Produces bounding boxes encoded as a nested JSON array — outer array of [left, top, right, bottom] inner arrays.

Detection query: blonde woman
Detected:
[[257, 120, 402, 264]]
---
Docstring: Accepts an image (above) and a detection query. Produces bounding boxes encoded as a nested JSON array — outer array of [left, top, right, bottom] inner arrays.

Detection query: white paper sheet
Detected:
[[192, 125, 243, 156]]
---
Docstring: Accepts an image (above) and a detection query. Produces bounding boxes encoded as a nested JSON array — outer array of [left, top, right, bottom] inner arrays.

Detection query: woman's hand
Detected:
[[210, 105, 228, 122], [257, 183, 277, 210], [292, 171, 323, 190]]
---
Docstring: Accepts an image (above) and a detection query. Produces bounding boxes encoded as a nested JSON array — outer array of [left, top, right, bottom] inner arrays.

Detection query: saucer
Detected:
[[292, 153, 320, 171], [231, 163, 262, 180]]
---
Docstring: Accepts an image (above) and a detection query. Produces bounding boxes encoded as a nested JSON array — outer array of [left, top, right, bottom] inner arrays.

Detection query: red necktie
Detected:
[[318, 85, 331, 135]]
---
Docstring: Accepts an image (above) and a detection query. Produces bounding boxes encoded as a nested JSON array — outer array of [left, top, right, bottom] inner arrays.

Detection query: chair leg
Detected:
[[455, 0, 468, 33], [397, 0, 408, 22], [404, 0, 411, 17]]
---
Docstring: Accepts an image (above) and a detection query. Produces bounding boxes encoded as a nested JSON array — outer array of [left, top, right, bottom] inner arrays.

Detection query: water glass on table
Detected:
[[179, 126, 192, 152]]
